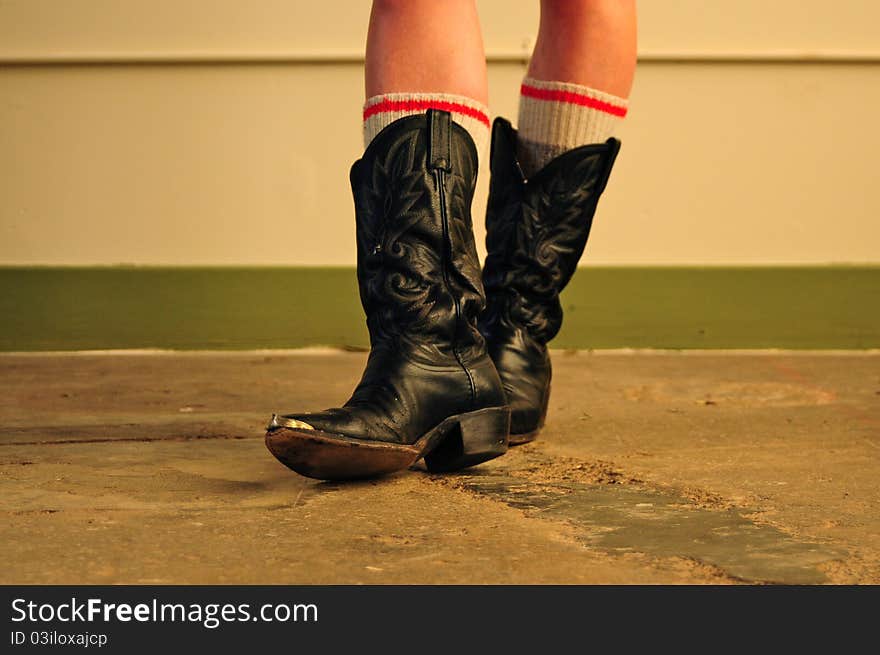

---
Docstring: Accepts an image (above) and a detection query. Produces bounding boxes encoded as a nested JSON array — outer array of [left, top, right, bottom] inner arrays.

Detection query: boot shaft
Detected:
[[349, 110, 487, 365], [481, 117, 620, 345]]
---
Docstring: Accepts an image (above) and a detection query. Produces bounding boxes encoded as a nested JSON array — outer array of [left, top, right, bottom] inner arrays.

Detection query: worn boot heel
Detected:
[[424, 406, 510, 473]]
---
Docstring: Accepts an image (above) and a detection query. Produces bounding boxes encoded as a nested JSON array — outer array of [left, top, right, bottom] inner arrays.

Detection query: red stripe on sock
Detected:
[[520, 83, 628, 117], [363, 99, 490, 127]]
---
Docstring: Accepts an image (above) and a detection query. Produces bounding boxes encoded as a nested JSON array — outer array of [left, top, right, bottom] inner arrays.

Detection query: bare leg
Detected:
[[365, 0, 488, 104], [528, 0, 637, 98]]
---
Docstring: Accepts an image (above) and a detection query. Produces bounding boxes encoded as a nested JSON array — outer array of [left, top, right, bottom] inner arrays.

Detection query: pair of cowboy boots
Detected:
[[266, 110, 619, 480]]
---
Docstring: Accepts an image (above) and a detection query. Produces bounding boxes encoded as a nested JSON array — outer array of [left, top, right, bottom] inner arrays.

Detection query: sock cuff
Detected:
[[363, 92, 490, 163], [520, 77, 628, 118], [364, 92, 490, 127], [517, 77, 628, 174]]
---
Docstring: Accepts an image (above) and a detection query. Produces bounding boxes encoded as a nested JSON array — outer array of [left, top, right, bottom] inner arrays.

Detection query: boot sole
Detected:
[[265, 406, 510, 481], [509, 430, 540, 446]]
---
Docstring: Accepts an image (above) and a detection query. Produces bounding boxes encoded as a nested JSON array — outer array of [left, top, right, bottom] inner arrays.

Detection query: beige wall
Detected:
[[2, 1, 879, 265]]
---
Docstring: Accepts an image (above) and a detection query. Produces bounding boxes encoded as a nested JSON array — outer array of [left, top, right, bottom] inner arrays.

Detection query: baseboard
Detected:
[[1, 266, 877, 351]]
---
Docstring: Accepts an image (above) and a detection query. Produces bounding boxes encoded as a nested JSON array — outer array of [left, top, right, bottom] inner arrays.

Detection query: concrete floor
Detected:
[[1, 350, 878, 584]]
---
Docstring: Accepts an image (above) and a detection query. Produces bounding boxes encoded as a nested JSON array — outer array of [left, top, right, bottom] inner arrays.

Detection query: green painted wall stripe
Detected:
[[1, 267, 878, 351]]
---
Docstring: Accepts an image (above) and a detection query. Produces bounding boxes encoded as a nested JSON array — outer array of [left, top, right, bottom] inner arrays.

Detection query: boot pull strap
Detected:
[[427, 109, 452, 173]]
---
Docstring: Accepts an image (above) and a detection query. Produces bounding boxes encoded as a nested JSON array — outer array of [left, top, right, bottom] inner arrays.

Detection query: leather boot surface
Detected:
[[479, 117, 620, 443], [267, 111, 509, 480]]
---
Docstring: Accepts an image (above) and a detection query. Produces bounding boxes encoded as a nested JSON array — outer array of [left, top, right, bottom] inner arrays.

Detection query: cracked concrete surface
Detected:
[[1, 351, 878, 584]]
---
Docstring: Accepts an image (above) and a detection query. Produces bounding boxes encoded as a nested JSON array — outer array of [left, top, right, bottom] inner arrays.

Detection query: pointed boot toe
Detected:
[[265, 425, 421, 481]]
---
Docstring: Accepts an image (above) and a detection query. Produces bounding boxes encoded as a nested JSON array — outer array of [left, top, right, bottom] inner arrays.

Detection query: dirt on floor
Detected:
[[1, 350, 878, 584]]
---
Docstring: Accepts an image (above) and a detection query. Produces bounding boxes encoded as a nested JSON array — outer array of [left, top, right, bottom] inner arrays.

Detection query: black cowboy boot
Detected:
[[479, 117, 620, 444], [266, 110, 510, 480]]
